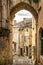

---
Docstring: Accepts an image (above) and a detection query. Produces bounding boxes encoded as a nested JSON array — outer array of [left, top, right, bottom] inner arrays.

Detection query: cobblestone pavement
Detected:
[[12, 55, 33, 65]]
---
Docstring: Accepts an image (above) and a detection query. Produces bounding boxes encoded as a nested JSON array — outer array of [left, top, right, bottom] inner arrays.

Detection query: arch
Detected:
[[9, 2, 38, 64], [10, 2, 38, 20]]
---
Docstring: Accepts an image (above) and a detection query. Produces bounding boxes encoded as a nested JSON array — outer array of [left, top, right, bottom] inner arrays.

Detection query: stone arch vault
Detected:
[[10, 2, 38, 21]]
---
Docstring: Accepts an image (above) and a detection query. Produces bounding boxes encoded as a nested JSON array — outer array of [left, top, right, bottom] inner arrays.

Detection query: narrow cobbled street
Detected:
[[13, 55, 33, 65]]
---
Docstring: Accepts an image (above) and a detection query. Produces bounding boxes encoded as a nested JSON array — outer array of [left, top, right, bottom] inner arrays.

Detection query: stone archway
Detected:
[[9, 2, 38, 65], [0, 0, 39, 65], [10, 2, 38, 20]]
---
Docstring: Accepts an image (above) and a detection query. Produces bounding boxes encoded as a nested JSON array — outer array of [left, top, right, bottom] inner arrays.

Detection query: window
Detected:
[[24, 36, 26, 42]]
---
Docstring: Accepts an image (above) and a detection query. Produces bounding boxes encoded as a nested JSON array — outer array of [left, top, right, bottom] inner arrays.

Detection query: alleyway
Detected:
[[0, 0, 43, 65], [13, 55, 33, 65]]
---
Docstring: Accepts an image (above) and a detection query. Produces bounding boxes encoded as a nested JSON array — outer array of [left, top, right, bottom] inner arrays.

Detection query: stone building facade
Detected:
[[12, 18, 32, 57], [0, 0, 43, 65]]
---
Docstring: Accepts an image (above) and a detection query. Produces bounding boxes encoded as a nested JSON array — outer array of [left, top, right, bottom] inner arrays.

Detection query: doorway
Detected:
[[41, 29, 43, 55], [26, 46, 28, 56]]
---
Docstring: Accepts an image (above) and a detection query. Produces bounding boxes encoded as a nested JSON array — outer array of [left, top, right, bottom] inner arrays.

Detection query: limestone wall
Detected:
[[0, 0, 13, 65], [37, 0, 43, 64]]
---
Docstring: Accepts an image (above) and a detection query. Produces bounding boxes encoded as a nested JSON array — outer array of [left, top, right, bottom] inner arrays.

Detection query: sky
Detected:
[[14, 9, 32, 23]]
